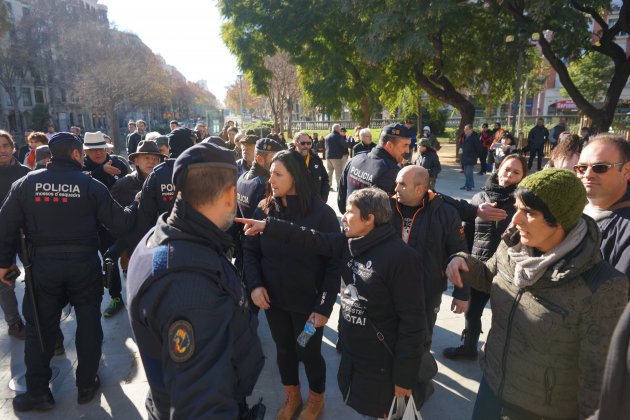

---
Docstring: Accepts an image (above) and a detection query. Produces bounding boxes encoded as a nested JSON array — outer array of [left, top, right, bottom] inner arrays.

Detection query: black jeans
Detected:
[[465, 287, 490, 335], [479, 148, 488, 173], [99, 227, 122, 300], [24, 251, 103, 395], [528, 146, 545, 171], [265, 307, 326, 393], [424, 292, 442, 350]]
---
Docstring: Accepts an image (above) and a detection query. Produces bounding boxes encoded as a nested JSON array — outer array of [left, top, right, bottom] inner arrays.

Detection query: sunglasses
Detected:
[[573, 162, 626, 174], [299, 141, 312, 146]]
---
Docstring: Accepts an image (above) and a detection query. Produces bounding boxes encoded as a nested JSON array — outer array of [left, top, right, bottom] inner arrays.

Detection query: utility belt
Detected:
[[33, 244, 98, 254]]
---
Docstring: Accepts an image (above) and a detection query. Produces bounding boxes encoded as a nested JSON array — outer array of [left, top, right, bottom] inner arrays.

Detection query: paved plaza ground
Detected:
[[0, 144, 494, 419]]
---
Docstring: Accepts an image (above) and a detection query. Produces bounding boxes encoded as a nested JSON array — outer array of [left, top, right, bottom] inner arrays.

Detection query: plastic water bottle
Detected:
[[296, 320, 316, 347]]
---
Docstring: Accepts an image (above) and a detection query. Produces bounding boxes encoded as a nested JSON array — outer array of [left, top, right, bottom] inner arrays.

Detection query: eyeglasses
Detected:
[[573, 162, 626, 174], [299, 141, 312, 146]]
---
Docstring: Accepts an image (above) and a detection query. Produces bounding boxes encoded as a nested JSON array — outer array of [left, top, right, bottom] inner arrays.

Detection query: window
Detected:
[[22, 88, 32, 106], [21, 6, 29, 16], [5, 2, 14, 20], [34, 89, 44, 104]]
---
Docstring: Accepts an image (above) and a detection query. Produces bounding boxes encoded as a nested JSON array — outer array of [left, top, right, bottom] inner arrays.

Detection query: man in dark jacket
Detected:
[[236, 134, 257, 176], [83, 131, 131, 317], [460, 124, 482, 191], [337, 123, 410, 212], [579, 134, 630, 293], [126, 119, 146, 155], [352, 128, 376, 156], [0, 131, 29, 339], [0, 133, 136, 412], [111, 140, 165, 207], [324, 123, 349, 190], [294, 131, 330, 201], [527, 118, 549, 171], [127, 142, 264, 419], [551, 117, 567, 149]]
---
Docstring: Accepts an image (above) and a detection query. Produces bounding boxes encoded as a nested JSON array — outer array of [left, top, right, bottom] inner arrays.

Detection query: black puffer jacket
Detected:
[[414, 148, 441, 178], [262, 220, 426, 417], [468, 175, 518, 262], [242, 196, 340, 317]]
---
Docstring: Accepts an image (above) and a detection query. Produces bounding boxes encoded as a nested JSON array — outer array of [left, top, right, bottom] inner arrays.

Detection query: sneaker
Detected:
[[78, 375, 100, 404], [103, 297, 124, 318], [8, 320, 25, 339], [13, 390, 55, 412], [459, 186, 467, 190]]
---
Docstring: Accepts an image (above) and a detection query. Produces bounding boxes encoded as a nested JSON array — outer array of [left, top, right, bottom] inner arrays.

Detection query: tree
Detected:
[[264, 52, 301, 135], [350, 0, 520, 134], [219, 0, 381, 126], [224, 77, 265, 116], [560, 51, 615, 103], [497, 0, 630, 132]]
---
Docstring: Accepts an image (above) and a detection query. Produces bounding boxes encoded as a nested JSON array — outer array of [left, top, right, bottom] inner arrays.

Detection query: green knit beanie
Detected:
[[518, 168, 587, 232]]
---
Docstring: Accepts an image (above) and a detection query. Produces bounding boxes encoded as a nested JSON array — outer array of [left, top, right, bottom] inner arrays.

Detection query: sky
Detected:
[[98, 0, 238, 105]]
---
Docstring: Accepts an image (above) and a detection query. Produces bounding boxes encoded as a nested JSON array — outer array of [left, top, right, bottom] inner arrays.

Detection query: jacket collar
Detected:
[[369, 144, 398, 165], [48, 157, 83, 171]]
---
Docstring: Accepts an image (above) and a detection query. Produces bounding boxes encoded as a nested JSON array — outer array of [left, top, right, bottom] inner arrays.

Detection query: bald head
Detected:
[[395, 165, 430, 207]]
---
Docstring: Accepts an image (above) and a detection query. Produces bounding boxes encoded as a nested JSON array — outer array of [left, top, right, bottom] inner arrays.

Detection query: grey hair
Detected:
[[331, 123, 341, 132], [347, 187, 392, 225], [359, 128, 372, 138]]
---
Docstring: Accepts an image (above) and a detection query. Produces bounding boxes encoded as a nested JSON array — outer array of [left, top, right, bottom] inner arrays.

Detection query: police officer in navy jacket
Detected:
[[127, 142, 264, 419], [0, 132, 136, 412]]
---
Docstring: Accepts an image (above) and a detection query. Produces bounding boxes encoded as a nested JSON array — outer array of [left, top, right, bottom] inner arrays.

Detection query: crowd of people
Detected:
[[0, 117, 629, 420]]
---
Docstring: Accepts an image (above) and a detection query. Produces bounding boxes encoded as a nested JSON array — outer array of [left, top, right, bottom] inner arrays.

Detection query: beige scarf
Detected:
[[507, 218, 587, 288]]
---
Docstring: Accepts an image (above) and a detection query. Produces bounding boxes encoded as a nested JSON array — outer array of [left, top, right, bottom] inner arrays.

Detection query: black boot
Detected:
[[443, 329, 480, 360], [13, 390, 55, 412]]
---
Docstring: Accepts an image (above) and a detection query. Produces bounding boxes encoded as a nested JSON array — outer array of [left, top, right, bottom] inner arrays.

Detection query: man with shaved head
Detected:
[[390, 165, 468, 403]]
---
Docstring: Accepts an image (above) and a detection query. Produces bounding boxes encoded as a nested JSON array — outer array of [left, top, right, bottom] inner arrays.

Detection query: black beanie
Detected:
[[168, 127, 196, 158]]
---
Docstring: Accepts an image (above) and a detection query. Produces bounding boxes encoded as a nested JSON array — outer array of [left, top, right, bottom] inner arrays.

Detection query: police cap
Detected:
[[381, 123, 411, 138], [48, 132, 82, 157], [255, 138, 283, 152], [173, 143, 237, 190]]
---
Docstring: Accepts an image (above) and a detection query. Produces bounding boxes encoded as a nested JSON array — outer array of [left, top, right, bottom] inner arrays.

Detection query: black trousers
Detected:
[[265, 307, 326, 393], [99, 228, 122, 300], [424, 292, 442, 350], [479, 148, 489, 173], [528, 146, 545, 171], [24, 251, 103, 395], [465, 287, 490, 336]]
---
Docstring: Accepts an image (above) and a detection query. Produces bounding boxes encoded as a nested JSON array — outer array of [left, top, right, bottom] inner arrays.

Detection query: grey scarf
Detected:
[[507, 218, 588, 288]]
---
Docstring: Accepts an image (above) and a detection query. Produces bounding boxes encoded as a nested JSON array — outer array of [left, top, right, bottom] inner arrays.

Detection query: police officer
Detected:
[[83, 131, 131, 317], [127, 142, 264, 419], [236, 138, 283, 219], [337, 123, 411, 212], [0, 132, 136, 412], [236, 134, 257, 176], [294, 131, 330, 201]]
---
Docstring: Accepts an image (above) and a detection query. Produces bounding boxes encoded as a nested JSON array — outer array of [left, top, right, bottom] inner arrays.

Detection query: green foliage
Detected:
[[560, 52, 614, 103]]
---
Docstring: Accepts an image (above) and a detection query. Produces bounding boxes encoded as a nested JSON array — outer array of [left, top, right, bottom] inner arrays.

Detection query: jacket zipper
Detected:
[[497, 287, 525, 401], [532, 294, 569, 320]]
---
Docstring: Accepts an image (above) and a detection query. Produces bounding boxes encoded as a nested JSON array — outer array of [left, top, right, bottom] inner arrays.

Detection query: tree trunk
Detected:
[[287, 96, 293, 138], [413, 65, 475, 161], [359, 96, 371, 127], [105, 101, 121, 154]]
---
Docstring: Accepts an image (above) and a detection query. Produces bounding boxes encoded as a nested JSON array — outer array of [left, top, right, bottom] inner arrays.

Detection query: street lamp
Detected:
[[506, 29, 540, 138], [237, 74, 244, 121]]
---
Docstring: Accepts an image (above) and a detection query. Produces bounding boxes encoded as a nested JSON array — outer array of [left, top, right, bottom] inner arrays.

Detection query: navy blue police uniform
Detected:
[[127, 143, 264, 419], [337, 124, 408, 212], [236, 138, 283, 219], [0, 133, 136, 410]]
